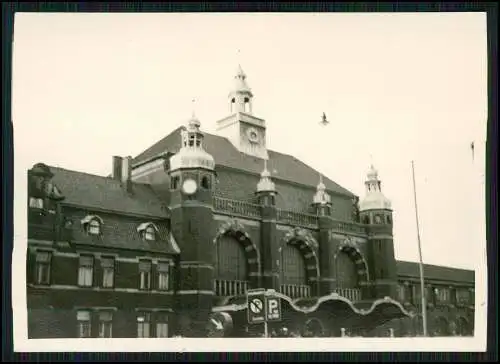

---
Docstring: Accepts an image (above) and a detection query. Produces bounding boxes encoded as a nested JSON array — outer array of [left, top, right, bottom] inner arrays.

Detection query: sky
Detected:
[[12, 12, 487, 271]]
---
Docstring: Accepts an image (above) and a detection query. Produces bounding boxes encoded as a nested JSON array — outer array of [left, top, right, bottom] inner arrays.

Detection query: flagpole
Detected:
[[411, 160, 428, 337]]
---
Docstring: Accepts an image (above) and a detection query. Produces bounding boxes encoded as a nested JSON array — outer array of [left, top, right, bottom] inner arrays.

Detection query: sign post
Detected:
[[247, 289, 282, 337]]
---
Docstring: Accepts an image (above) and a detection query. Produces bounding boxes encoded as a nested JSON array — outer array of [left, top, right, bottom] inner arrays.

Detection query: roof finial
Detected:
[[191, 98, 196, 118], [369, 153, 374, 168]]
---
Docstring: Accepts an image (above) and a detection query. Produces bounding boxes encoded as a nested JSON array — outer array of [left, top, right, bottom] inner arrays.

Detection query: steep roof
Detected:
[[68, 208, 178, 255], [396, 260, 475, 284], [49, 166, 169, 218], [133, 128, 355, 197]]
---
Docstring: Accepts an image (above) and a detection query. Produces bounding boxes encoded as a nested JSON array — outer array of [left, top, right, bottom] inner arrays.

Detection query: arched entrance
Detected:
[[280, 227, 320, 298], [213, 219, 261, 295]]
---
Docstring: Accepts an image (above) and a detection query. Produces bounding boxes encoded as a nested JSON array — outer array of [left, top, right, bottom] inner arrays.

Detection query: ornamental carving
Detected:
[[339, 236, 359, 251], [284, 227, 319, 250], [215, 218, 249, 241]]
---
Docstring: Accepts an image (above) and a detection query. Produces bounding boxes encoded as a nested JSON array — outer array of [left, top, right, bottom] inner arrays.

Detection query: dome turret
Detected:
[[359, 164, 392, 212], [169, 112, 215, 172]]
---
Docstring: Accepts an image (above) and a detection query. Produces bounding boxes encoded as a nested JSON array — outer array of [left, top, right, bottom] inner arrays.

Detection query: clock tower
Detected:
[[215, 65, 268, 159], [168, 112, 216, 337]]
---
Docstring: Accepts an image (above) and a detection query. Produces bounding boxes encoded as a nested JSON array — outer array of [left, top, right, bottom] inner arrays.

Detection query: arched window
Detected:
[[89, 220, 101, 235], [214, 234, 248, 296], [81, 215, 104, 236], [137, 222, 159, 242], [335, 251, 358, 289]]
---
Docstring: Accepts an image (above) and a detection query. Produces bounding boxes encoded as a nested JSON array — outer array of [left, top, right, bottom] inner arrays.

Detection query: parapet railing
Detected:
[[213, 197, 261, 219], [332, 287, 362, 302], [213, 196, 368, 235], [329, 219, 366, 235], [276, 209, 319, 228]]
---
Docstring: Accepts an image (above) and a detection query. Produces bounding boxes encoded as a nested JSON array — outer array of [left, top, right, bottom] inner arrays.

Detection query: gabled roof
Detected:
[[133, 128, 355, 197], [396, 260, 475, 284], [48, 166, 169, 218]]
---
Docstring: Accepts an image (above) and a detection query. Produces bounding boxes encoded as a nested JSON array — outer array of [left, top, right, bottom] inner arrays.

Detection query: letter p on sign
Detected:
[[265, 297, 281, 322]]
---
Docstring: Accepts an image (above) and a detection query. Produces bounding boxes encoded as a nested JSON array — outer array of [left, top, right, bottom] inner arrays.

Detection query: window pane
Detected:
[[139, 260, 152, 271], [157, 262, 169, 272], [36, 252, 51, 262], [79, 267, 93, 286], [103, 268, 114, 288], [137, 323, 150, 338], [156, 323, 168, 338], [158, 272, 169, 290], [80, 256, 94, 266], [101, 257, 114, 268], [99, 322, 112, 338]]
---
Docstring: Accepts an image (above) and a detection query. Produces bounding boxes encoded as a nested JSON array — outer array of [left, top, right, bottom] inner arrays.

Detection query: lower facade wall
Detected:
[[27, 308, 174, 339]]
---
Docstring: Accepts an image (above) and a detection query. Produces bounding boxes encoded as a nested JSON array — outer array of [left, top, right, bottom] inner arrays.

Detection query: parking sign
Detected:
[[247, 289, 266, 324], [265, 296, 282, 322]]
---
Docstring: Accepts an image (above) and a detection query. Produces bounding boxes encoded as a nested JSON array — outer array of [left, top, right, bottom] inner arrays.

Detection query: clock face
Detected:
[[246, 128, 259, 143], [182, 178, 198, 195]]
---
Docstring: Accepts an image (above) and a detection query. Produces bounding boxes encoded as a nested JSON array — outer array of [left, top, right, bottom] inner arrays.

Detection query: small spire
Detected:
[[191, 98, 196, 118], [257, 158, 275, 193]]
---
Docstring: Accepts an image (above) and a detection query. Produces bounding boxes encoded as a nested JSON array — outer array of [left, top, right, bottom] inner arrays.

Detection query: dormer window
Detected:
[[29, 197, 44, 209], [81, 215, 104, 236], [137, 222, 158, 241]]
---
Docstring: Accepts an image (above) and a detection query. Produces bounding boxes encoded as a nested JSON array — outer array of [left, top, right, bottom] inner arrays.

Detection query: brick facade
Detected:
[[26, 148, 475, 338]]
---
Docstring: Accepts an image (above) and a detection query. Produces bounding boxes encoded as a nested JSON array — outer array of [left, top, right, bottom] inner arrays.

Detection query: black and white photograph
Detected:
[[12, 11, 487, 352]]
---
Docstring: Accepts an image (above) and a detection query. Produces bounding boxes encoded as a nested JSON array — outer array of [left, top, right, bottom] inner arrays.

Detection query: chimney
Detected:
[[112, 156, 123, 181], [121, 156, 133, 193]]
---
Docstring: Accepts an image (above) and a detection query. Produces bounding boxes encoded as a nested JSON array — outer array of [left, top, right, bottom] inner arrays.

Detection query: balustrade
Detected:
[[332, 287, 362, 302], [279, 284, 311, 299], [213, 197, 261, 218], [330, 219, 366, 235], [213, 279, 248, 297], [276, 209, 318, 228]]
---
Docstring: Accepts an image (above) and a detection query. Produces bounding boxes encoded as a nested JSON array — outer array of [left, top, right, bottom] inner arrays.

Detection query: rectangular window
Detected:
[[77, 311, 92, 338], [101, 257, 115, 288], [137, 313, 151, 338], [35, 251, 51, 285], [139, 260, 152, 290], [78, 255, 94, 287], [157, 262, 170, 291], [29, 197, 44, 209], [434, 287, 451, 303], [98, 311, 113, 338], [156, 313, 169, 338]]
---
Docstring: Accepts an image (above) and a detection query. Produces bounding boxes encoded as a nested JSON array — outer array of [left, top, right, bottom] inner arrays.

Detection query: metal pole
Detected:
[[411, 161, 428, 337], [264, 320, 268, 338]]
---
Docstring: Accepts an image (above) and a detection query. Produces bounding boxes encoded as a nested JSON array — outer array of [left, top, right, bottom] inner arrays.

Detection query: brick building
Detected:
[[26, 65, 475, 338]]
